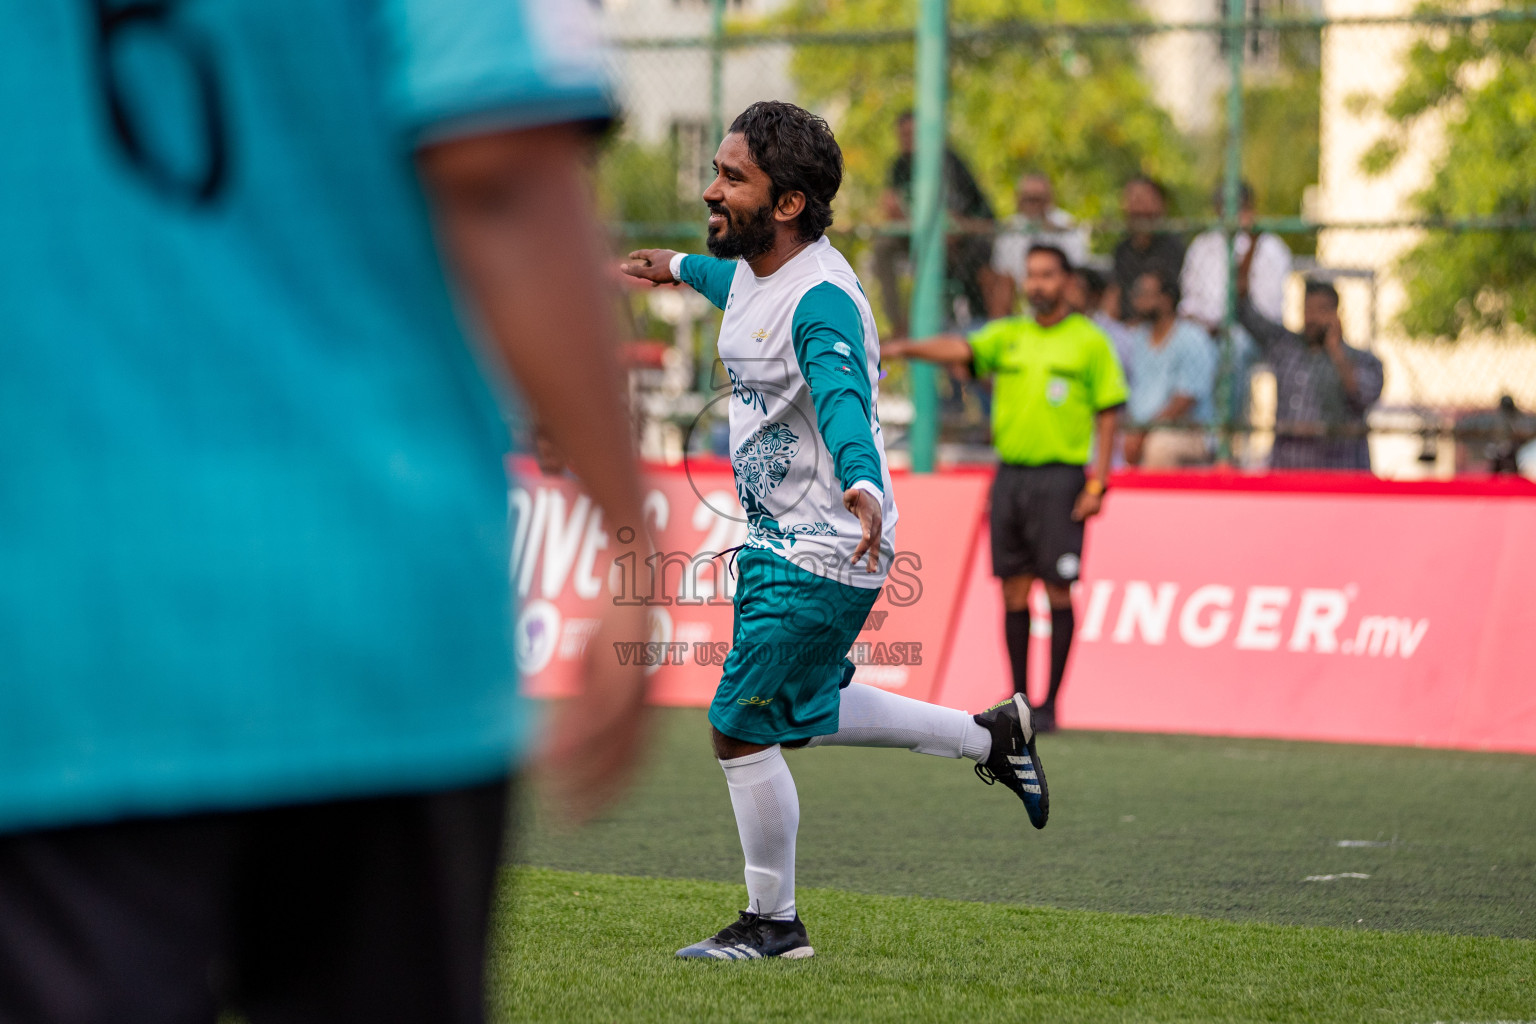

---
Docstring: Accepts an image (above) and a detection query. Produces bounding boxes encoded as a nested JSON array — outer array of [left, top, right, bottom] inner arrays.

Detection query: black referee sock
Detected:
[[1004, 609, 1031, 700], [1045, 605, 1075, 711]]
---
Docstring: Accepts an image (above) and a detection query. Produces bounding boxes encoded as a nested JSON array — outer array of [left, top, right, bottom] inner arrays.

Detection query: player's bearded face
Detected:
[[705, 196, 776, 260]]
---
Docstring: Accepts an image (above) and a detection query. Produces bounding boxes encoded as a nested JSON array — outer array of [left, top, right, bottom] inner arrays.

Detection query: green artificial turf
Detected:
[[517, 708, 1536, 938], [493, 867, 1536, 1024]]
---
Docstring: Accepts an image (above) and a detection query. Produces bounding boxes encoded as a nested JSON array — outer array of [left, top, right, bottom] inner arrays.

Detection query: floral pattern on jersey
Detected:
[[732, 422, 800, 520], [745, 518, 838, 553]]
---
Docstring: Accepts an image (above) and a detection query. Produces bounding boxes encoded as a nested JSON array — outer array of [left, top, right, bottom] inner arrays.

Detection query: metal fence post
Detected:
[[1219, 0, 1247, 465], [696, 0, 728, 400], [908, 0, 949, 474], [710, 0, 726, 149]]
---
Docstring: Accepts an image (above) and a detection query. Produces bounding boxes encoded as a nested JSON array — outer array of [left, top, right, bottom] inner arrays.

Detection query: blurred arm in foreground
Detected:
[[421, 127, 650, 823]]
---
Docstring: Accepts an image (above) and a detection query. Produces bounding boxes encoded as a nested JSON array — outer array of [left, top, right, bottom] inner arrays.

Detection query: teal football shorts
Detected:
[[709, 548, 882, 745]]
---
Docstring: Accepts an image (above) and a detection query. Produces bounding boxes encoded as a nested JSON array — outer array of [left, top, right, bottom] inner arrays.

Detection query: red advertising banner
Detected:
[[935, 474, 1536, 754], [511, 459, 987, 707], [517, 460, 1536, 754]]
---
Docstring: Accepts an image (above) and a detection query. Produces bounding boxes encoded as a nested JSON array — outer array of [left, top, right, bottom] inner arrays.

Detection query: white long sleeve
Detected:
[[1179, 231, 1292, 328]]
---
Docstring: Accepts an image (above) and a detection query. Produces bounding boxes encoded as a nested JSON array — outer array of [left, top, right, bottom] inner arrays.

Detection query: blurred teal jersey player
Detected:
[[623, 102, 1051, 964], [0, 2, 648, 1020]]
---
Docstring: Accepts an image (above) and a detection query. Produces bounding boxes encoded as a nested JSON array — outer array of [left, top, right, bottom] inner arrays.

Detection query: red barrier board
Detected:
[[935, 477, 1536, 754], [516, 460, 1536, 754], [511, 460, 986, 707]]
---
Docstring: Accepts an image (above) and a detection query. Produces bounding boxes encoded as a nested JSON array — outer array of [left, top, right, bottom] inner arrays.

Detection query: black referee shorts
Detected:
[[0, 777, 510, 1024], [989, 463, 1087, 586]]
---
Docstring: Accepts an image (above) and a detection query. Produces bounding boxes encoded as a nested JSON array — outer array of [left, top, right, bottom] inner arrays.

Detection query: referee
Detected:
[[885, 244, 1126, 731]]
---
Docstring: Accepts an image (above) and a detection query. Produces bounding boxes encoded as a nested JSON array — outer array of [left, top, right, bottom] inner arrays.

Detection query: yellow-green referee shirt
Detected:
[[968, 313, 1128, 466]]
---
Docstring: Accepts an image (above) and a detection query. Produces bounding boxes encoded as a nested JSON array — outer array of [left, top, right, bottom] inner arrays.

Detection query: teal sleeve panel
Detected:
[[383, 0, 612, 143], [792, 283, 883, 492], [677, 255, 737, 310]]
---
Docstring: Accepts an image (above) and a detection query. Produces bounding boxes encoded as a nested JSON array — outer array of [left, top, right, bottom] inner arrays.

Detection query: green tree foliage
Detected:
[[1361, 3, 1536, 339], [596, 137, 702, 249], [1193, 21, 1321, 222], [1192, 29, 1321, 255], [1239, 65, 1320, 226], [773, 0, 1198, 226]]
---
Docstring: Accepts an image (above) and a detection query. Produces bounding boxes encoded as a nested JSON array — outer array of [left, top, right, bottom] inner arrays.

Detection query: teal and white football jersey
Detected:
[[677, 237, 898, 589], [0, 0, 608, 833]]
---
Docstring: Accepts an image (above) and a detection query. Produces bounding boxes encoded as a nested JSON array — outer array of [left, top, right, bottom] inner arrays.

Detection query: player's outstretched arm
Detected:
[[882, 334, 974, 365], [625, 249, 736, 310], [419, 123, 650, 824], [621, 248, 680, 285]]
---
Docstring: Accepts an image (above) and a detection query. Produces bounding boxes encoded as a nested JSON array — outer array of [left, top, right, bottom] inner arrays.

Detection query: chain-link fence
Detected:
[[595, 0, 1536, 479]]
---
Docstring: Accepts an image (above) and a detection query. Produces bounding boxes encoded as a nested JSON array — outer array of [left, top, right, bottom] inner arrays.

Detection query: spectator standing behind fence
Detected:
[[1109, 176, 1186, 319], [873, 110, 995, 335], [1122, 272, 1218, 469], [883, 245, 1126, 733], [986, 172, 1091, 319], [1237, 256, 1385, 470], [1180, 182, 1291, 330], [1179, 183, 1289, 449]]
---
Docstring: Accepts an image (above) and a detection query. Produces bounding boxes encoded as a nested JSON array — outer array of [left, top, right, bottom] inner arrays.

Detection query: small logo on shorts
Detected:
[[1046, 377, 1070, 406], [1056, 553, 1081, 580], [737, 695, 775, 707]]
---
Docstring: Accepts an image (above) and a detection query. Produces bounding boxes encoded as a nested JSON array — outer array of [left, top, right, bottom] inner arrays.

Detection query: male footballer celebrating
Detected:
[[623, 101, 1048, 963]]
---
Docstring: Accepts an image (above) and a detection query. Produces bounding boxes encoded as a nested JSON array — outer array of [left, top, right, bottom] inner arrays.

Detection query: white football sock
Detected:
[[803, 682, 992, 761], [720, 746, 800, 922]]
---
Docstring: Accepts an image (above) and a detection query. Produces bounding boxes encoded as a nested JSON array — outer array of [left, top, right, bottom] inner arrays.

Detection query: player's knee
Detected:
[[1001, 575, 1034, 611], [1043, 583, 1073, 610], [710, 725, 770, 761]]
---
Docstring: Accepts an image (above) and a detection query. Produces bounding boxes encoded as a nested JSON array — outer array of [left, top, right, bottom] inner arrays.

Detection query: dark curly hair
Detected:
[[728, 101, 842, 243]]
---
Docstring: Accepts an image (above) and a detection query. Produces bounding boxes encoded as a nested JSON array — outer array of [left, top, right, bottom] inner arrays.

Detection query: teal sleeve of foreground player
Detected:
[[677, 254, 737, 310], [791, 282, 882, 492], [0, 0, 600, 832]]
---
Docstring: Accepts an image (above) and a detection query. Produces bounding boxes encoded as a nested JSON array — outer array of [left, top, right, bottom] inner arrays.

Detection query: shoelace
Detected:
[[714, 910, 764, 944], [973, 728, 1026, 789]]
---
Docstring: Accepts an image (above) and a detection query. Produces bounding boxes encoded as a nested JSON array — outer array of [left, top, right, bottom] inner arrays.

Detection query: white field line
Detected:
[[1303, 872, 1372, 881]]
